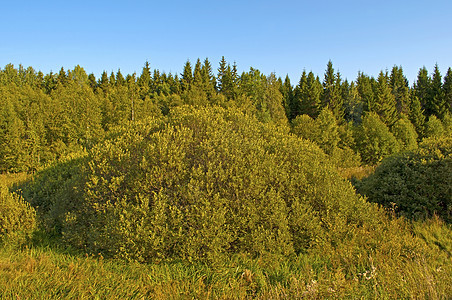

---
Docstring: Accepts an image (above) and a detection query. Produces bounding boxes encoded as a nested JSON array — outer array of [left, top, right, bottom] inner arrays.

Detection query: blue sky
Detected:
[[1, 0, 451, 85]]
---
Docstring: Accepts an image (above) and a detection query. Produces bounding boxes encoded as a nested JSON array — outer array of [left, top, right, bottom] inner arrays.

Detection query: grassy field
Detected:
[[1, 218, 451, 299], [1, 173, 451, 299]]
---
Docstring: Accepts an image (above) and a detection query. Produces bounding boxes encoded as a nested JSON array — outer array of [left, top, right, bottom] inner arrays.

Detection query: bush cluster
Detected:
[[40, 106, 379, 262], [356, 136, 452, 222]]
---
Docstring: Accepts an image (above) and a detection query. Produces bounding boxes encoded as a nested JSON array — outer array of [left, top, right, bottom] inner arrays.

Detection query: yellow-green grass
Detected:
[[1, 220, 451, 300]]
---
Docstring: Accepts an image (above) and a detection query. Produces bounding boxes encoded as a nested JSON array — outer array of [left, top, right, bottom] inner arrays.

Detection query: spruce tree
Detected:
[[429, 64, 447, 119], [138, 61, 152, 98], [201, 58, 217, 96], [409, 92, 425, 138], [374, 71, 398, 126], [443, 67, 452, 114], [322, 61, 343, 121], [109, 72, 116, 87], [116, 69, 125, 86], [292, 70, 307, 119], [390, 66, 410, 115], [57, 67, 67, 86], [303, 72, 322, 118], [414, 66, 431, 113], [217, 56, 227, 93], [193, 58, 203, 87], [181, 60, 193, 92], [87, 73, 97, 91], [280, 75, 294, 120], [356, 72, 375, 113], [99, 71, 110, 94]]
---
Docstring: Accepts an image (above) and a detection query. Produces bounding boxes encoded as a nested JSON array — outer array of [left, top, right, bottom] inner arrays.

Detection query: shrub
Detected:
[[0, 184, 36, 246], [354, 112, 400, 164], [356, 136, 452, 222], [425, 115, 445, 138], [62, 105, 378, 263], [391, 115, 418, 152], [18, 154, 87, 234]]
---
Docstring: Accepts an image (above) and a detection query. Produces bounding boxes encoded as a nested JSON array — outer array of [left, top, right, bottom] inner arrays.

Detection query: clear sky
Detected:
[[1, 0, 451, 85]]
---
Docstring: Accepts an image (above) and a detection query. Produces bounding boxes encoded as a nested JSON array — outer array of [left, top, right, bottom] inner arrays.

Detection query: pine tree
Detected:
[[201, 58, 217, 99], [116, 69, 125, 86], [292, 70, 307, 119], [429, 64, 447, 119], [280, 75, 294, 120], [193, 58, 203, 87], [98, 71, 110, 94], [57, 67, 67, 86], [217, 56, 227, 93], [356, 72, 375, 113], [303, 72, 322, 118], [414, 66, 431, 113], [443, 67, 452, 115], [374, 71, 398, 126], [390, 66, 410, 115], [181, 60, 193, 92], [201, 58, 217, 91], [322, 61, 343, 121], [87, 73, 97, 91], [109, 72, 116, 87], [408, 92, 425, 138], [138, 61, 152, 98]]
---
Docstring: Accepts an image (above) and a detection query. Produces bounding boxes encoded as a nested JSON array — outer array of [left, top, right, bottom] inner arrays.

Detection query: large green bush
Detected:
[[356, 136, 452, 222], [60, 106, 378, 262]]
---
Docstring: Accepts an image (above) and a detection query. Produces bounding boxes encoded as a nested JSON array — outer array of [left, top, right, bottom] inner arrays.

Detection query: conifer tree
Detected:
[[87, 73, 97, 91], [322, 61, 344, 121], [356, 72, 375, 113], [116, 69, 125, 86], [374, 71, 398, 126], [109, 72, 116, 87], [301, 71, 322, 118], [193, 58, 203, 87], [342, 80, 362, 123], [181, 60, 193, 92], [57, 67, 67, 86], [429, 64, 447, 119], [409, 92, 425, 138], [201, 58, 217, 92], [390, 66, 410, 115], [217, 56, 227, 93], [414, 66, 431, 113], [443, 67, 452, 114], [280, 75, 294, 119], [98, 71, 110, 94], [138, 61, 152, 98], [291, 70, 307, 119]]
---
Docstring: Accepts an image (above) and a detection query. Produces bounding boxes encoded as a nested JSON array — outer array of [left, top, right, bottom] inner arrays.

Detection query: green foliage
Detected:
[[373, 71, 398, 126], [354, 112, 400, 164], [391, 115, 418, 151], [356, 136, 452, 222], [0, 184, 36, 246], [53, 106, 375, 263], [1, 215, 451, 299], [425, 115, 445, 138], [18, 154, 88, 234]]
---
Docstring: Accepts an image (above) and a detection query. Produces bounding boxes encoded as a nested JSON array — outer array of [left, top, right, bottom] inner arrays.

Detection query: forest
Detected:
[[0, 58, 451, 298]]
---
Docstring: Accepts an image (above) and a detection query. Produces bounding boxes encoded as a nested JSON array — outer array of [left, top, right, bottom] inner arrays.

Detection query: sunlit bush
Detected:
[[62, 105, 378, 262], [0, 184, 36, 246]]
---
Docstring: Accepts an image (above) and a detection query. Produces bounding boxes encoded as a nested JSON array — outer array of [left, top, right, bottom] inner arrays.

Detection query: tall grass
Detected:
[[1, 219, 451, 300]]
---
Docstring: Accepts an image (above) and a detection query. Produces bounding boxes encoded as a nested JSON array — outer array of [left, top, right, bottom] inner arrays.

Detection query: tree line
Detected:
[[1, 58, 451, 172]]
